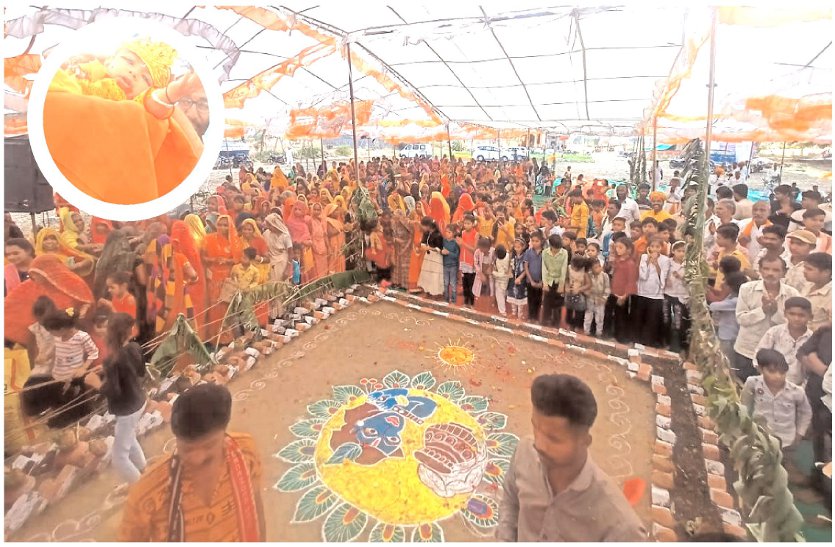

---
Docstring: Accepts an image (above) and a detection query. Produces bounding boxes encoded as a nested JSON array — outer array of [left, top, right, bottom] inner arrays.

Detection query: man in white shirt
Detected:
[[614, 185, 641, 224], [734, 255, 800, 382], [738, 201, 772, 264]]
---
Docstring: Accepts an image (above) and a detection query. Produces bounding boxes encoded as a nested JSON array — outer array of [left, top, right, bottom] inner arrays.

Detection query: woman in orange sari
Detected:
[[154, 236, 199, 335], [90, 217, 113, 246], [428, 191, 450, 233], [407, 199, 427, 292], [202, 215, 242, 342], [170, 220, 207, 338], [324, 203, 346, 274], [308, 202, 330, 280]]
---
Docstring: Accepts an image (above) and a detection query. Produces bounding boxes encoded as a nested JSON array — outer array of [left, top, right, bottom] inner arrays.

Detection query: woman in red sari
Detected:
[[202, 215, 241, 342], [170, 221, 207, 339], [4, 255, 94, 345], [308, 202, 330, 280]]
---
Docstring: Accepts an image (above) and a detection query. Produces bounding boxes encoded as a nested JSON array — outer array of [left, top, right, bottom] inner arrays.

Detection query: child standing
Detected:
[[753, 296, 813, 386], [541, 235, 568, 328], [742, 349, 812, 450], [441, 225, 461, 305], [231, 247, 261, 290], [98, 271, 137, 319], [472, 236, 495, 303], [635, 237, 670, 347], [565, 255, 591, 330], [522, 231, 545, 322], [584, 258, 610, 336], [493, 245, 512, 315], [709, 272, 748, 364], [27, 296, 57, 377], [663, 241, 690, 352], [607, 238, 638, 343], [507, 238, 529, 319], [458, 215, 478, 306]]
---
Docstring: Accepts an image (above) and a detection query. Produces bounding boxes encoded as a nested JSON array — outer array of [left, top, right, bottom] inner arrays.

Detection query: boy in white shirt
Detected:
[[753, 297, 813, 385], [742, 349, 812, 451]]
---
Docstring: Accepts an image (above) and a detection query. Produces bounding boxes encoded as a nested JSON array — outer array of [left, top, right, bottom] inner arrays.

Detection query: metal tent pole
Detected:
[[703, 11, 718, 172], [779, 141, 787, 178], [346, 42, 361, 184], [651, 117, 658, 190]]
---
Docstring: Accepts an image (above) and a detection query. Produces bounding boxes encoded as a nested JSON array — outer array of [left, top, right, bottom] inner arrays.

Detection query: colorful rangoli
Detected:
[[275, 370, 518, 542]]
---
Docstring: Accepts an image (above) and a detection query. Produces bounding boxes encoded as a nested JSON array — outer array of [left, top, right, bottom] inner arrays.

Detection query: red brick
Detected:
[[690, 393, 707, 406], [722, 523, 748, 539], [655, 403, 672, 417], [683, 361, 700, 371], [702, 443, 721, 461], [708, 474, 727, 490], [652, 383, 668, 395], [653, 523, 678, 542], [652, 453, 675, 474], [710, 488, 735, 509], [654, 441, 673, 458], [652, 470, 675, 490], [574, 333, 592, 345], [651, 505, 677, 529], [698, 416, 716, 429], [546, 339, 565, 348], [628, 354, 642, 363], [638, 363, 653, 382], [701, 429, 719, 445]]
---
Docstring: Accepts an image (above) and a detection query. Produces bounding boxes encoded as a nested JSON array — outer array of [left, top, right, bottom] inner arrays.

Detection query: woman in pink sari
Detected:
[[308, 202, 330, 280], [286, 201, 314, 283]]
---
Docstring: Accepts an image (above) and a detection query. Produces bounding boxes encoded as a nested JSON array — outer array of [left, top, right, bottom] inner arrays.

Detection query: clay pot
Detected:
[[54, 441, 89, 469]]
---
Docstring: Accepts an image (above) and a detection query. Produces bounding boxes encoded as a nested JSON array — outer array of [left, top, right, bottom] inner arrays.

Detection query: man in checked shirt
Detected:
[[497, 374, 646, 542]]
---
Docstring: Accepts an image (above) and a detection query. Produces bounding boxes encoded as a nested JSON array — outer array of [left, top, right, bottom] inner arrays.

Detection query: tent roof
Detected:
[[4, 4, 831, 142]]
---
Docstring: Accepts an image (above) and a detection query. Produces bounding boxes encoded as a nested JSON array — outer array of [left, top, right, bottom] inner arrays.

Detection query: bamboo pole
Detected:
[[447, 124, 455, 186], [320, 138, 326, 171], [346, 42, 361, 183]]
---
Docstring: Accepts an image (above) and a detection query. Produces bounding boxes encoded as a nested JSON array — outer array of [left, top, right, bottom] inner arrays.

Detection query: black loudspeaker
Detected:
[[4, 135, 56, 213]]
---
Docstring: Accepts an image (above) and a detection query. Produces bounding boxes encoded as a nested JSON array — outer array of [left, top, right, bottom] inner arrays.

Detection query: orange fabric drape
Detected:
[[43, 75, 202, 204]]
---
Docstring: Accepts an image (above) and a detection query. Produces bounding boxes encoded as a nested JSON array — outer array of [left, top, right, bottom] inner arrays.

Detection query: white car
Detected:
[[472, 145, 500, 161], [399, 143, 431, 159], [501, 146, 529, 160]]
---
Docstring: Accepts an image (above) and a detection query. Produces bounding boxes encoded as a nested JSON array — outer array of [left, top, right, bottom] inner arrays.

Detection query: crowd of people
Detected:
[[3, 152, 832, 533]]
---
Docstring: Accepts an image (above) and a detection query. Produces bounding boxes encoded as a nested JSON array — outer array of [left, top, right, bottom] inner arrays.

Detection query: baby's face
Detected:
[[105, 50, 153, 98]]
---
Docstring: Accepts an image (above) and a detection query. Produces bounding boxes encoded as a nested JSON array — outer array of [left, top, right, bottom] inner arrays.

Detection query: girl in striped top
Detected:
[[42, 308, 99, 383]]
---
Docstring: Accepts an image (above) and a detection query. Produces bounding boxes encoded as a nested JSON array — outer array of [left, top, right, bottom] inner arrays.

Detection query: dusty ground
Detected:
[[10, 301, 655, 542]]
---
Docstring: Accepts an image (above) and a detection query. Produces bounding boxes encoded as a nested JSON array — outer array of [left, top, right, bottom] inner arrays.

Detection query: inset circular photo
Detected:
[[27, 18, 223, 220]]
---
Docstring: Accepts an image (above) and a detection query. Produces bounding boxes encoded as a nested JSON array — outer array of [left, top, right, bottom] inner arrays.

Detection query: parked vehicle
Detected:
[[472, 145, 501, 161], [749, 157, 774, 173], [399, 143, 431, 159], [500, 146, 528, 160]]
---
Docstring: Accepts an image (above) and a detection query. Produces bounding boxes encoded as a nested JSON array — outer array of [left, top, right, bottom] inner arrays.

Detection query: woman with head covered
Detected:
[[43, 37, 205, 204]]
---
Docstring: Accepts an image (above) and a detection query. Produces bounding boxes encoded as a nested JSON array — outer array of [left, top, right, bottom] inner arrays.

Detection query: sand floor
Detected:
[[11, 301, 655, 542]]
